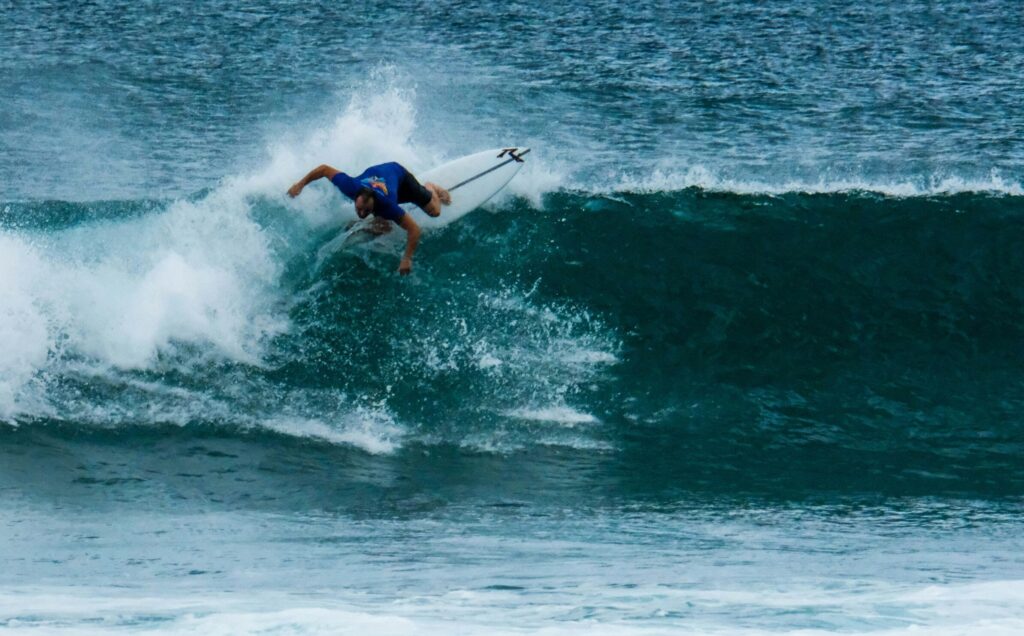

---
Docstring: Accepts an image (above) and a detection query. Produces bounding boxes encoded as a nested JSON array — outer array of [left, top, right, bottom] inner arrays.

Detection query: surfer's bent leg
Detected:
[[397, 167, 449, 218]]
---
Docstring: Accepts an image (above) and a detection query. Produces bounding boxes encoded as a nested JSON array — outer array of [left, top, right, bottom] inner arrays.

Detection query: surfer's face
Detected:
[[355, 193, 375, 217]]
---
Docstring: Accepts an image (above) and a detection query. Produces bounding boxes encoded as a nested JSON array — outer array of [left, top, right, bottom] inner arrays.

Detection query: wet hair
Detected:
[[357, 187, 374, 201]]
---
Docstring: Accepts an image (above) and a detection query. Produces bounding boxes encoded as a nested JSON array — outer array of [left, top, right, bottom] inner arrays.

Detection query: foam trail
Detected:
[[506, 405, 599, 425], [262, 406, 403, 455]]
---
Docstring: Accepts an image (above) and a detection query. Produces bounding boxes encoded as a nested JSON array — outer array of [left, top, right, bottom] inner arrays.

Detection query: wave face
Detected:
[[3, 182, 1024, 500]]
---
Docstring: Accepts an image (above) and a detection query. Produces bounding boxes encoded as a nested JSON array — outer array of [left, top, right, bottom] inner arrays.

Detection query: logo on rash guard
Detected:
[[361, 177, 389, 196]]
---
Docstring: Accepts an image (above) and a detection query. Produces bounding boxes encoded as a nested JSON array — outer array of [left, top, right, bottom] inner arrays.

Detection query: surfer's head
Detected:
[[354, 187, 376, 217]]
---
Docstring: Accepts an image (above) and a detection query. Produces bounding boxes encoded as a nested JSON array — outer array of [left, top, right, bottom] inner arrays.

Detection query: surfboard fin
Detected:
[[498, 147, 528, 162]]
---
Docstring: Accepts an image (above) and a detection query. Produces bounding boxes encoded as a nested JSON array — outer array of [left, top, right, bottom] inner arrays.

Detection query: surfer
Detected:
[[287, 162, 451, 274]]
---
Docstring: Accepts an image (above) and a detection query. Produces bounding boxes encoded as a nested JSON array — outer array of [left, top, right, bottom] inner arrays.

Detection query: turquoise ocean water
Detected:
[[2, 1, 1023, 633]]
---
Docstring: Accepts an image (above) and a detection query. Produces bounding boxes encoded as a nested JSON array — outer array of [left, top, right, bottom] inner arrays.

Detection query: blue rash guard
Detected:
[[330, 162, 407, 222]]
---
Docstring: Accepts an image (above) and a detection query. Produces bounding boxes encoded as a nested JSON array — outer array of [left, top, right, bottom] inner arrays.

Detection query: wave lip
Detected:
[[608, 165, 1024, 197]]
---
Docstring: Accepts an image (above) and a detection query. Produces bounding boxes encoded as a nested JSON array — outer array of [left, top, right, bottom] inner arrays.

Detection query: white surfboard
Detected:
[[315, 147, 529, 267], [414, 146, 530, 229]]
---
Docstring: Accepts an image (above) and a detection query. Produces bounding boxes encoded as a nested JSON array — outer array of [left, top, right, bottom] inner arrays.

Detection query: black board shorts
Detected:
[[397, 167, 433, 209]]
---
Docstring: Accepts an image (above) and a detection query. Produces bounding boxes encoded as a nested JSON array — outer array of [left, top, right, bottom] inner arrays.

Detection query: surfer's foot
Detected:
[[419, 183, 450, 217], [426, 182, 451, 206]]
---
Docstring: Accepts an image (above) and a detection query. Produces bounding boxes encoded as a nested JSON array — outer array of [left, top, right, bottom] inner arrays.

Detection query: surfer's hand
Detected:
[[399, 257, 412, 275], [287, 182, 303, 198]]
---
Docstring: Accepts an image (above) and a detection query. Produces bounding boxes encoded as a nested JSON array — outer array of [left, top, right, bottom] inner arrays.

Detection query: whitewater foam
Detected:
[[0, 180, 288, 422], [0, 83, 444, 423], [4, 579, 1024, 636], [0, 236, 51, 422]]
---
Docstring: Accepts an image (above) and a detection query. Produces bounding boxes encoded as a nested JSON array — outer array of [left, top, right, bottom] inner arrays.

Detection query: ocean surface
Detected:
[[2, 1, 1024, 633]]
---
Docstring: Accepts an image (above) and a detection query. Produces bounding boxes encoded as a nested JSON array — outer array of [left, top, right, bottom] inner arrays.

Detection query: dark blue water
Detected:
[[2, 1, 1023, 633]]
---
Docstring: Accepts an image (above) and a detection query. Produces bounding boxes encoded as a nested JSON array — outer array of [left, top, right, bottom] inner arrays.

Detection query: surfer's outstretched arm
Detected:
[[396, 215, 421, 275], [287, 164, 340, 197]]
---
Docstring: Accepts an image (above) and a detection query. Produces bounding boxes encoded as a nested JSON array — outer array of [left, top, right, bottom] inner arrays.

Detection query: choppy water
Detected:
[[2, 1, 1023, 634]]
